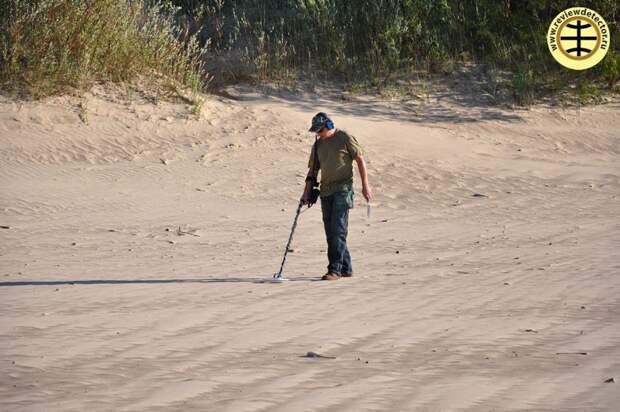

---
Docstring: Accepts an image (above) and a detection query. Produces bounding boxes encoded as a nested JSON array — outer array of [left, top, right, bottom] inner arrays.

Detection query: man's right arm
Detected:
[[301, 142, 319, 205], [300, 178, 313, 205]]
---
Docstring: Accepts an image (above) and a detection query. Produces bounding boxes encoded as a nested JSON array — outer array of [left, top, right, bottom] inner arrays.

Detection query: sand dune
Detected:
[[1, 85, 619, 411]]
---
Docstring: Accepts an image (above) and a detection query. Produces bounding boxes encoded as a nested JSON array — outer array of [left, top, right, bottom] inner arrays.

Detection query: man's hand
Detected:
[[362, 184, 373, 203], [300, 190, 310, 205], [300, 177, 315, 206], [355, 156, 372, 203]]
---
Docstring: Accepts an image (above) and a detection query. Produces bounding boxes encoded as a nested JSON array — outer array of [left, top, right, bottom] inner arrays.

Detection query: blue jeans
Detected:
[[320, 189, 353, 275]]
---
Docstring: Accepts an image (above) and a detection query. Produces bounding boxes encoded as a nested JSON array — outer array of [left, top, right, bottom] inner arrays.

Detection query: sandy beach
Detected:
[[1, 84, 619, 411]]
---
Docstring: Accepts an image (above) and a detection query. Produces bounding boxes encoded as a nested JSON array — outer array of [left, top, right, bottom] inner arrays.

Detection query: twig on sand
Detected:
[[303, 351, 336, 359], [555, 352, 588, 355], [176, 226, 200, 237]]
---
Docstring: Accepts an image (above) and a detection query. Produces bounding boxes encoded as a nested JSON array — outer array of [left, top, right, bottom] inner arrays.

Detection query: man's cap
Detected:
[[309, 112, 331, 132]]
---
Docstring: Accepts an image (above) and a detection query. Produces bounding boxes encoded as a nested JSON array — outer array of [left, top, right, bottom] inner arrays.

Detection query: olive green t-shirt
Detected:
[[307, 129, 364, 197]]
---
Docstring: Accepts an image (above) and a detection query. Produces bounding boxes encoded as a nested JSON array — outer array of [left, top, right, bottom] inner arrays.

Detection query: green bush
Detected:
[[3, 0, 618, 103], [598, 50, 620, 87], [0, 0, 208, 98], [173, 0, 619, 104]]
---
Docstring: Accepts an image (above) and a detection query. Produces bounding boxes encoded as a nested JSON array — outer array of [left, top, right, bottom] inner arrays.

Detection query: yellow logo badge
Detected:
[[547, 7, 610, 70]]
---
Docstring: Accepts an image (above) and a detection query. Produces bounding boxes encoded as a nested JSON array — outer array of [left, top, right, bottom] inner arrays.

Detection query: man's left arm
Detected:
[[355, 155, 372, 202]]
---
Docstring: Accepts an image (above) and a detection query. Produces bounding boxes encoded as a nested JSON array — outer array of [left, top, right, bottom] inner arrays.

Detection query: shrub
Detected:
[[0, 0, 208, 98]]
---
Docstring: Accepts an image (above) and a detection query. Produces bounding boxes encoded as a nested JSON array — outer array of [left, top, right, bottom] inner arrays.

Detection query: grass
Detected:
[[0, 0, 208, 99], [2, 0, 617, 108], [576, 80, 604, 105], [511, 67, 536, 106]]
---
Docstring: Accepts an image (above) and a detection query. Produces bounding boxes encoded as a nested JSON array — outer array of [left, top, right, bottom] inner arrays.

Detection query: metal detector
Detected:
[[272, 202, 306, 281]]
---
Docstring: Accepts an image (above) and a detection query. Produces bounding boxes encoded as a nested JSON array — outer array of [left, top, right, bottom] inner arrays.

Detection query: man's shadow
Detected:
[[0, 276, 321, 287]]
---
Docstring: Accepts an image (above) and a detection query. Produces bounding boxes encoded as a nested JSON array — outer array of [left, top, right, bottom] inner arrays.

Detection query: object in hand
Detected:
[[309, 187, 320, 205]]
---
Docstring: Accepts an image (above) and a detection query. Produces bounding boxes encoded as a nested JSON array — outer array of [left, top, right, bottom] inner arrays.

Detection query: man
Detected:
[[301, 112, 372, 280]]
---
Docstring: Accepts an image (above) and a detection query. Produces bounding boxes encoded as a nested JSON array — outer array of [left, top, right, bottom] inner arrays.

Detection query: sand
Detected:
[[1, 83, 619, 411]]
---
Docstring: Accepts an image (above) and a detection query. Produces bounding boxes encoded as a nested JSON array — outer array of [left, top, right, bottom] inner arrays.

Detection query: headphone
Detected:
[[317, 112, 334, 130]]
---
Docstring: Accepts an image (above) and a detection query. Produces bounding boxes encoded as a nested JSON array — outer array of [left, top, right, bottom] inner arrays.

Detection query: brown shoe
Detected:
[[321, 272, 341, 281]]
